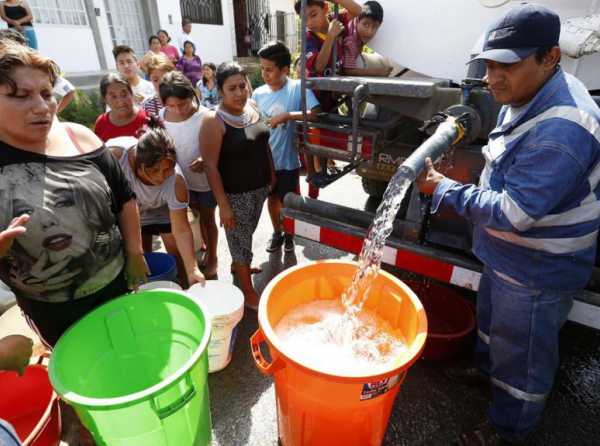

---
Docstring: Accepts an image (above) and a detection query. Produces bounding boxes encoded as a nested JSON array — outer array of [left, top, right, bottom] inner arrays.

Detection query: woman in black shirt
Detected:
[[201, 62, 275, 310], [0, 0, 37, 49], [0, 40, 148, 346]]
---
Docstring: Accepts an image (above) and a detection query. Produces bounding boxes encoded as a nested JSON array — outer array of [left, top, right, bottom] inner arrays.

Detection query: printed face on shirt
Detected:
[[0, 162, 122, 302], [220, 73, 249, 114], [0, 66, 57, 146], [484, 50, 559, 107], [259, 58, 289, 90], [356, 17, 381, 44], [104, 83, 135, 117], [116, 52, 139, 80], [306, 4, 329, 33]]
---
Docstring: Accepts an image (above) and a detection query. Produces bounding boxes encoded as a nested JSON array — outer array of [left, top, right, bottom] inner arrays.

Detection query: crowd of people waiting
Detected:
[[0, 0, 387, 348]]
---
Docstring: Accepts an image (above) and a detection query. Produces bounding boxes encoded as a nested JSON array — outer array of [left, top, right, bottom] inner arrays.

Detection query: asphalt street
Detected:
[[206, 171, 600, 446]]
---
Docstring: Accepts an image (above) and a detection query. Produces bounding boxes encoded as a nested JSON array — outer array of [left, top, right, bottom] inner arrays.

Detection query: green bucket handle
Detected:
[[150, 373, 197, 420]]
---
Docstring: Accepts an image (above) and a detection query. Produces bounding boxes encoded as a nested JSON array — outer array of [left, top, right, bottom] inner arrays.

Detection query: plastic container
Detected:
[[144, 252, 178, 282], [0, 363, 61, 446], [187, 282, 244, 373], [251, 260, 427, 446], [406, 281, 475, 360], [139, 281, 183, 291], [49, 290, 212, 446]]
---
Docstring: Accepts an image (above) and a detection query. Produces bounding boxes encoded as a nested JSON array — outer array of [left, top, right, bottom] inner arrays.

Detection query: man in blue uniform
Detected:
[[418, 4, 600, 445]]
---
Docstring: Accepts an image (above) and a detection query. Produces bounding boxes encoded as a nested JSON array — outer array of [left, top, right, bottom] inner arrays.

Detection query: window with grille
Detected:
[[29, 0, 88, 26], [180, 0, 223, 25]]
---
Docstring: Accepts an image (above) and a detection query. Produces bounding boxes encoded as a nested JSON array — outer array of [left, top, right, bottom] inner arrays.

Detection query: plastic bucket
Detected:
[[0, 363, 61, 446], [144, 253, 178, 282], [48, 290, 212, 446], [139, 281, 183, 291], [187, 282, 244, 373], [251, 260, 427, 446], [405, 281, 475, 360]]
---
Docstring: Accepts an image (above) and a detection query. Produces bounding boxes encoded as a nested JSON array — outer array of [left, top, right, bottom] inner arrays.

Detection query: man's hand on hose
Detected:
[[416, 157, 447, 195]]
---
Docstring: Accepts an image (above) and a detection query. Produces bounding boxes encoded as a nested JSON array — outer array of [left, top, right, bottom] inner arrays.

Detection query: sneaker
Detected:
[[284, 234, 295, 252], [267, 232, 284, 252]]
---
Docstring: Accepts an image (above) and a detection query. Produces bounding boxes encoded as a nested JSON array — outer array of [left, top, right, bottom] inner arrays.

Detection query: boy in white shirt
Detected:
[[112, 45, 155, 104]]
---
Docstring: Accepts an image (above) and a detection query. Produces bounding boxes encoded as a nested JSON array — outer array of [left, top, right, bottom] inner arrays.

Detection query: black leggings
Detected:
[[16, 271, 129, 347]]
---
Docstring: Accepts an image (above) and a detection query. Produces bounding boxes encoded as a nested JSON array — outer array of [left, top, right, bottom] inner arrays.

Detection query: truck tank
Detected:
[[369, 0, 600, 90]]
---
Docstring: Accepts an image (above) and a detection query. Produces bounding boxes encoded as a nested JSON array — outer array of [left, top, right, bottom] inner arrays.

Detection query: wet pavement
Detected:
[[206, 171, 600, 446]]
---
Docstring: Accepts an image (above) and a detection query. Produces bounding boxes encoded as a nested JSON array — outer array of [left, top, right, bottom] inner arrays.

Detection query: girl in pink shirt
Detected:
[[157, 29, 179, 63]]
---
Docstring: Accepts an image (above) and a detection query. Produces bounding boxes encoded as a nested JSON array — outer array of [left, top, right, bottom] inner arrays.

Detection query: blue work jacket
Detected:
[[432, 68, 600, 290]]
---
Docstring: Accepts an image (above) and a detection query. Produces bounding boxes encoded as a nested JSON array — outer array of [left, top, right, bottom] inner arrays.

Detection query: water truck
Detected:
[[283, 0, 600, 330]]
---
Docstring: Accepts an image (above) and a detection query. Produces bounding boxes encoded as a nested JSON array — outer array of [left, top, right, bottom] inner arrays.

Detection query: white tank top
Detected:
[[160, 107, 210, 192]]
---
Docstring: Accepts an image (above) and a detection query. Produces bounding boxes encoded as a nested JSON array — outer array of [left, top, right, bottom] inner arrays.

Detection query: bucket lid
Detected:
[[187, 281, 244, 317]]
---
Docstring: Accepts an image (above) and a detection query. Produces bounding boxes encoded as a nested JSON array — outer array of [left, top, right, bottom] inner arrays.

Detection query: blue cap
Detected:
[[469, 3, 561, 64]]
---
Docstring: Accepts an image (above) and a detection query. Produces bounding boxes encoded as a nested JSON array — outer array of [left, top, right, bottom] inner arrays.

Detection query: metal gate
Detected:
[[233, 0, 271, 57], [103, 0, 148, 56], [268, 12, 298, 55]]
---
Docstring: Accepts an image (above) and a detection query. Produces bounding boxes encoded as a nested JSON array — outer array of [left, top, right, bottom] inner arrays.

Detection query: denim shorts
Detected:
[[189, 190, 217, 209]]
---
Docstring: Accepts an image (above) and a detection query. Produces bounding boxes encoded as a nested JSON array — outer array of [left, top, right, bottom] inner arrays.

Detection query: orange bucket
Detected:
[[251, 260, 427, 446]]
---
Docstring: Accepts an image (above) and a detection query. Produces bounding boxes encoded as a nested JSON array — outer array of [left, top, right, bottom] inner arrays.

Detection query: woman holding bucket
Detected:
[[106, 119, 205, 288], [201, 62, 276, 310], [0, 40, 149, 347]]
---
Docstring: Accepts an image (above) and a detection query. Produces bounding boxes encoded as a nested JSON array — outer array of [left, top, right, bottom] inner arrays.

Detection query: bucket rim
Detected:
[[404, 280, 476, 340], [258, 260, 428, 380], [48, 289, 212, 408]]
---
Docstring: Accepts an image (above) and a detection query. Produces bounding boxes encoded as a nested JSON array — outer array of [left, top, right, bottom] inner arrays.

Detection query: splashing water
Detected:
[[274, 170, 414, 372], [342, 171, 413, 315], [275, 299, 407, 375]]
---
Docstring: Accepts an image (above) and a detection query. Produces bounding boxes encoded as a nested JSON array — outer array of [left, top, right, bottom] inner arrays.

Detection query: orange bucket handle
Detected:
[[250, 329, 278, 376]]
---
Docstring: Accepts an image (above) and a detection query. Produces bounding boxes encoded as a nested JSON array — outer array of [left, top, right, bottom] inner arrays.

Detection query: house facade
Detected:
[[0, 0, 296, 75]]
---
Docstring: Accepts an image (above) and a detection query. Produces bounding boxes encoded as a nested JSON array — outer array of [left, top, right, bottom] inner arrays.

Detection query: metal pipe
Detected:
[[332, 3, 339, 76], [399, 117, 463, 181], [300, 0, 308, 144], [351, 83, 369, 160]]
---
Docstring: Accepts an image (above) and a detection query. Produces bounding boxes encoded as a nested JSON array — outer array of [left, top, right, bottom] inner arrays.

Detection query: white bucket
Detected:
[[187, 281, 244, 373], [138, 281, 183, 291]]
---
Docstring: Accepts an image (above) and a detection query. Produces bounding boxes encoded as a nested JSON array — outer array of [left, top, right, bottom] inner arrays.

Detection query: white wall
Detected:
[[93, 0, 117, 70], [34, 25, 101, 73], [0, 20, 101, 73], [156, 0, 235, 65], [270, 0, 296, 14]]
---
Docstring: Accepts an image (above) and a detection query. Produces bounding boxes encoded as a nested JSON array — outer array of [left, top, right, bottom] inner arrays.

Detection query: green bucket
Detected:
[[48, 290, 212, 446]]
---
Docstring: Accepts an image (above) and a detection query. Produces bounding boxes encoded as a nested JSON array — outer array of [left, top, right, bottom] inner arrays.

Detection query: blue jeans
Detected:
[[474, 268, 576, 442], [22, 26, 38, 50]]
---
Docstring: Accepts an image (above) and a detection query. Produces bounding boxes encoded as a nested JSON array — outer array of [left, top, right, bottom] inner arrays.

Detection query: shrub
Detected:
[[58, 90, 103, 128]]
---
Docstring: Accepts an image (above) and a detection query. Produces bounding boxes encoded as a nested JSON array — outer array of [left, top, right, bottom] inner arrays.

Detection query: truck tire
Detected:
[[361, 177, 388, 199]]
